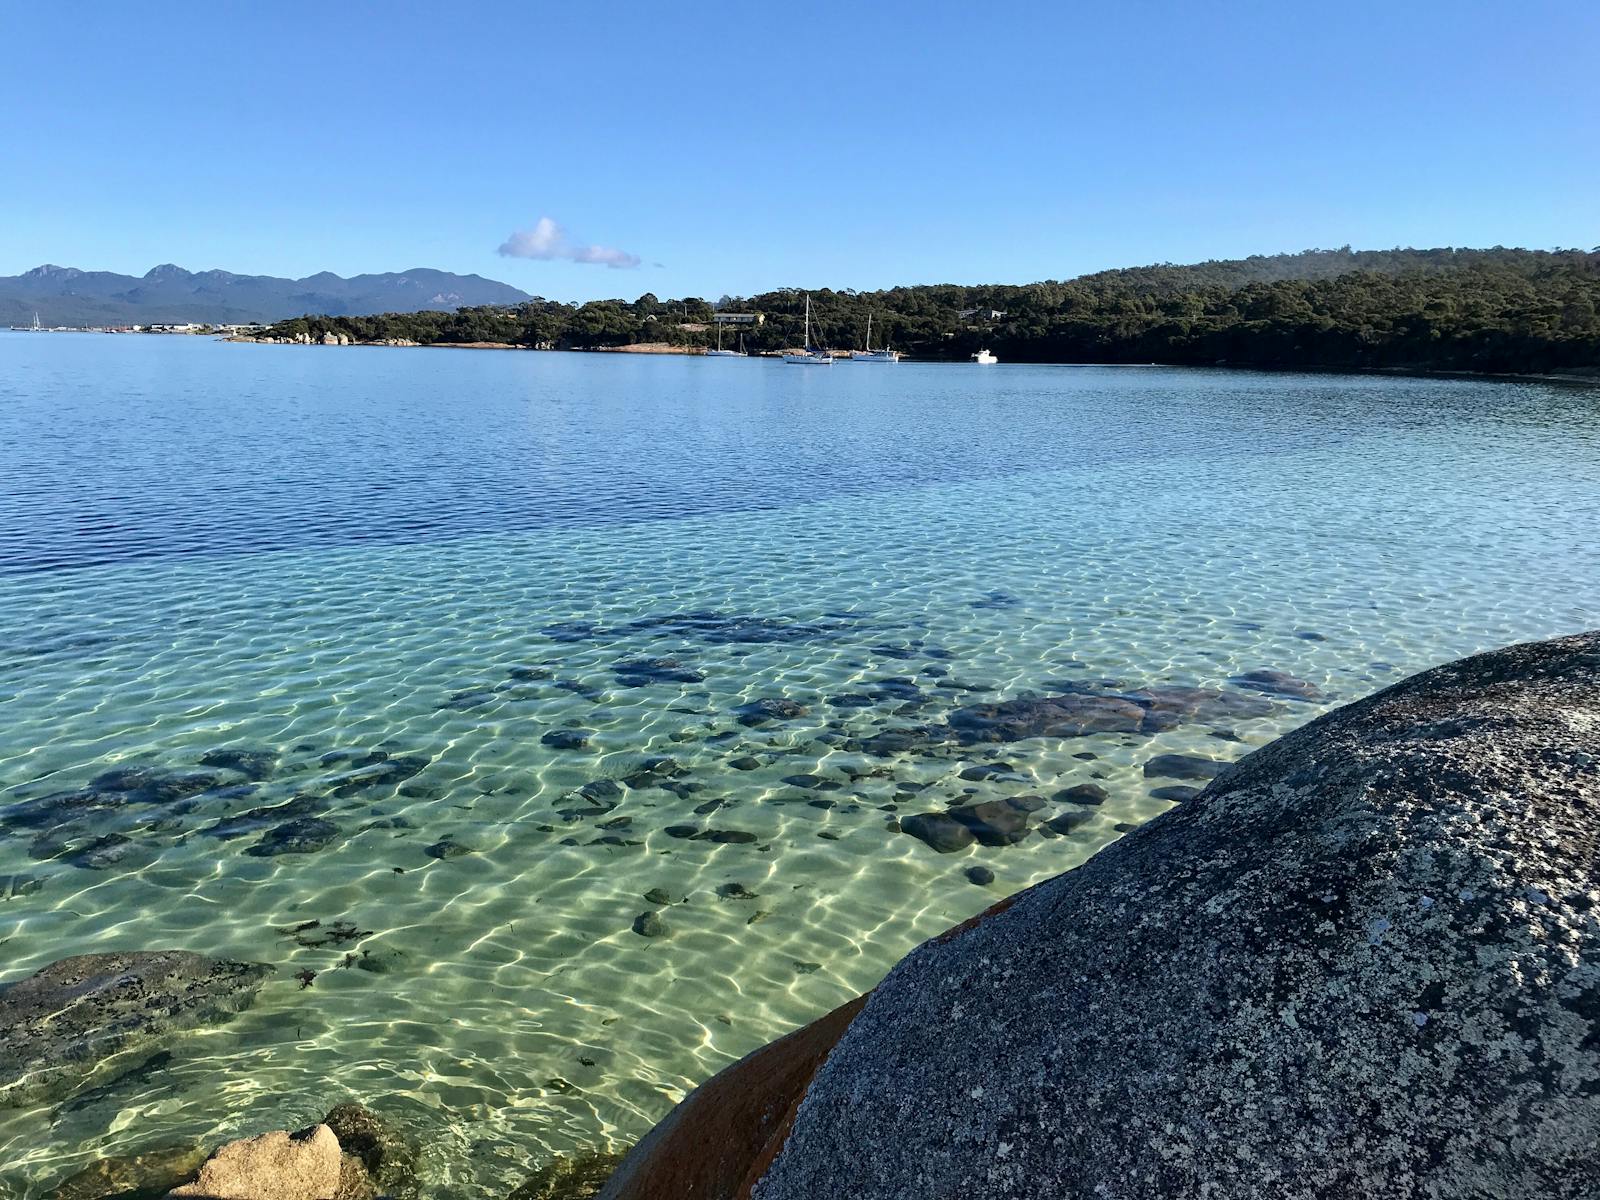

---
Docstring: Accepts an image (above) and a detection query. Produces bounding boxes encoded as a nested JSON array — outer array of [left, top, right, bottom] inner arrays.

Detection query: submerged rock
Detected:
[[60, 832, 149, 871], [0, 950, 271, 1106], [324, 754, 431, 798], [424, 837, 475, 860], [632, 911, 669, 938], [245, 817, 340, 857], [945, 797, 1039, 846], [1043, 809, 1094, 835], [205, 795, 329, 840], [898, 812, 975, 854], [89, 767, 224, 805], [1148, 784, 1201, 802], [1141, 752, 1232, 781], [734, 698, 810, 727], [612, 657, 707, 686], [509, 1149, 626, 1200], [197, 748, 279, 781], [945, 680, 1282, 746], [0, 788, 127, 831], [322, 1102, 420, 1199], [750, 631, 1600, 1200], [1052, 782, 1108, 805], [541, 729, 593, 751], [46, 1143, 207, 1200], [1229, 668, 1325, 700], [625, 610, 850, 646]]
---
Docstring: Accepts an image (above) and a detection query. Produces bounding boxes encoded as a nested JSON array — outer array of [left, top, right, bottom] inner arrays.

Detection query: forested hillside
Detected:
[[257, 247, 1600, 375]]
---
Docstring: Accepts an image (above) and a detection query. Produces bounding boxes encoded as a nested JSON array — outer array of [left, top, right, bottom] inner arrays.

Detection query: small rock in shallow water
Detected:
[[734, 698, 810, 726], [207, 795, 328, 840], [729, 755, 762, 771], [613, 656, 707, 686], [541, 729, 593, 751], [246, 817, 339, 857], [632, 911, 669, 938], [62, 833, 148, 871], [643, 887, 673, 906], [1149, 785, 1201, 802], [717, 882, 760, 900], [965, 865, 996, 886], [322, 1102, 420, 1198], [1142, 753, 1231, 781], [507, 1150, 627, 1200], [1228, 669, 1324, 701], [353, 945, 406, 974], [899, 813, 976, 853], [947, 798, 1038, 846], [197, 748, 278, 781], [1045, 810, 1095, 835], [45, 1142, 206, 1200], [425, 837, 475, 860], [1053, 782, 1108, 805], [2, 874, 44, 899], [793, 961, 822, 975], [782, 773, 824, 789]]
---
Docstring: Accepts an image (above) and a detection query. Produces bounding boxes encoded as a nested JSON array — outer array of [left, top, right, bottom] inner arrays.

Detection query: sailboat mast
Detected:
[[865, 312, 871, 351], [803, 296, 811, 350]]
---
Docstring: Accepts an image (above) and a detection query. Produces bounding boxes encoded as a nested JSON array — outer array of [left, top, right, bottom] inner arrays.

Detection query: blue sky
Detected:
[[3, 0, 1596, 301]]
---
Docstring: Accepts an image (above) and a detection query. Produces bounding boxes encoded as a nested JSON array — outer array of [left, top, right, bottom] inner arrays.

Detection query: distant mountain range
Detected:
[[0, 264, 532, 326]]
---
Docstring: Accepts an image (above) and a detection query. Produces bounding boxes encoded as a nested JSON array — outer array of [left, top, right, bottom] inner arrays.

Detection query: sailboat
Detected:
[[705, 320, 744, 357], [851, 313, 899, 362], [783, 295, 833, 365]]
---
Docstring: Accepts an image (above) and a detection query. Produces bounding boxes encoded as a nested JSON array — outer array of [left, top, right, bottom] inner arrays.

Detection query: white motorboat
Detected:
[[783, 295, 833, 365], [850, 312, 899, 362], [972, 348, 998, 364]]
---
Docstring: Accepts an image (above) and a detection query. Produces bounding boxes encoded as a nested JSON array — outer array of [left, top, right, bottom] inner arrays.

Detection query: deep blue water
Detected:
[[9, 335, 1595, 573]]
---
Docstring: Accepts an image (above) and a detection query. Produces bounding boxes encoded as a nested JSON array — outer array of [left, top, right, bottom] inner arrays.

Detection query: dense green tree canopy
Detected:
[[259, 247, 1600, 375]]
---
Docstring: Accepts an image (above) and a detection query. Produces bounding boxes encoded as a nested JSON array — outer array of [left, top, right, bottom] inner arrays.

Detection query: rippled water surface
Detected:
[[2, 333, 1597, 1195]]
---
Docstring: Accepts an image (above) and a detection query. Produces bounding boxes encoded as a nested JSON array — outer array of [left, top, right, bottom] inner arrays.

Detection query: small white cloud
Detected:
[[498, 217, 641, 269]]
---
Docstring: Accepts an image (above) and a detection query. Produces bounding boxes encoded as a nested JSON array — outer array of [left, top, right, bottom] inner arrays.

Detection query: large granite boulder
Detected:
[[0, 950, 272, 1106], [752, 631, 1600, 1199]]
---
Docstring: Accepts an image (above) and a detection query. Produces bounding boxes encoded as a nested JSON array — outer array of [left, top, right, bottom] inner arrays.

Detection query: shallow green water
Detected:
[[1, 335, 1597, 1195]]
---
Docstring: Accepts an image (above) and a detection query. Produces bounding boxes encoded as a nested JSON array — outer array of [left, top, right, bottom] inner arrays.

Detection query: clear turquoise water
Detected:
[[2, 333, 1597, 1195]]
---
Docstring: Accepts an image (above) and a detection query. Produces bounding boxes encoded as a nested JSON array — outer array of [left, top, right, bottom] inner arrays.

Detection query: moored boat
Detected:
[[705, 321, 745, 357], [972, 348, 998, 364], [850, 313, 899, 362], [783, 295, 833, 365]]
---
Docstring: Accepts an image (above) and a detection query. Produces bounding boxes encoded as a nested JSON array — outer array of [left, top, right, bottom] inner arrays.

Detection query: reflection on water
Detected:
[[1, 334, 1597, 1195]]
